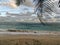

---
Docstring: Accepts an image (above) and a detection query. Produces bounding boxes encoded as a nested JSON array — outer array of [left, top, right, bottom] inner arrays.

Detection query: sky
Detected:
[[0, 0, 35, 16], [0, 0, 60, 23], [0, 0, 60, 18]]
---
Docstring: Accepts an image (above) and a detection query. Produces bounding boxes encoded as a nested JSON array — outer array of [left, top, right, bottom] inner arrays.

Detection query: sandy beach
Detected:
[[0, 29, 60, 45], [0, 32, 60, 45]]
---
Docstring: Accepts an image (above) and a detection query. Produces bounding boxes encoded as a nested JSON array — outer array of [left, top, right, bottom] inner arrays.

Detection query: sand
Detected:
[[0, 34, 60, 45], [0, 29, 60, 45]]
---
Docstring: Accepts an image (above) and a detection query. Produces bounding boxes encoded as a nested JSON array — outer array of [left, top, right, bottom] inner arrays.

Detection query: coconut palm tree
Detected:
[[15, 0, 54, 25]]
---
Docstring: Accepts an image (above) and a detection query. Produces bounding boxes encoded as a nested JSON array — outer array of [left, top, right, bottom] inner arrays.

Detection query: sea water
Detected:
[[0, 22, 60, 31]]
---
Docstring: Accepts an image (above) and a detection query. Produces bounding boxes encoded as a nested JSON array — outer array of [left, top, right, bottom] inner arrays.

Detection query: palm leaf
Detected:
[[33, 0, 54, 25], [33, 0, 46, 25], [15, 0, 54, 25], [16, 0, 25, 6]]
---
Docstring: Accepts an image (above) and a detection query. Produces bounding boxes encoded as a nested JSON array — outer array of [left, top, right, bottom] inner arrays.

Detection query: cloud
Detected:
[[9, 0, 34, 8], [9, 0, 17, 8], [23, 0, 34, 7]]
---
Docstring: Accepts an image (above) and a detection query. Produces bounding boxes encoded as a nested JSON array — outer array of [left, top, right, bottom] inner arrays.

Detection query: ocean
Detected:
[[0, 22, 60, 31]]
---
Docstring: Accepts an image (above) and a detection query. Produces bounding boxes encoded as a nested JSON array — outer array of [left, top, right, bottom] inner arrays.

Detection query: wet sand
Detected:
[[0, 29, 60, 35]]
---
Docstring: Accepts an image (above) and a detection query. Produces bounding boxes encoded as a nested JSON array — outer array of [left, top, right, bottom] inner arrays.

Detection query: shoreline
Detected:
[[0, 29, 59, 35]]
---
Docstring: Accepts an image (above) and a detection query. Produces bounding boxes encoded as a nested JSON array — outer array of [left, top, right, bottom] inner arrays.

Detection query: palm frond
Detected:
[[16, 0, 25, 6], [33, 0, 54, 25], [58, 0, 60, 7], [15, 0, 54, 25], [33, 0, 46, 25]]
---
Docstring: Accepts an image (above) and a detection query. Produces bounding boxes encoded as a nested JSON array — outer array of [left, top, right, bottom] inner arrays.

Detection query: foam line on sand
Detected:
[[0, 32, 60, 35]]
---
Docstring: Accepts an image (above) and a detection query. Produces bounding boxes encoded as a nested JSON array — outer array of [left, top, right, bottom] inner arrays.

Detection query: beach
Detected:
[[0, 29, 60, 45], [0, 32, 60, 45]]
